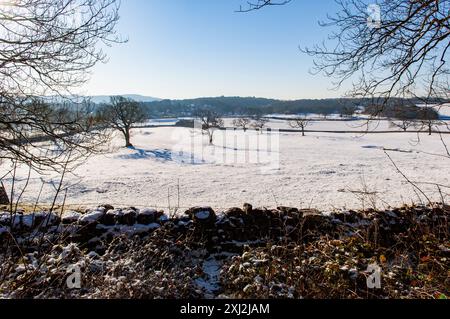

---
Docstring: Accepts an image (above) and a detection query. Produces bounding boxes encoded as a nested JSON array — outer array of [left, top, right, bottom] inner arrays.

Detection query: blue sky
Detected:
[[83, 0, 348, 100]]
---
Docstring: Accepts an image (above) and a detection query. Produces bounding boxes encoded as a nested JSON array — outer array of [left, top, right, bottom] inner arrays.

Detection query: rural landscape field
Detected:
[[0, 0, 449, 302], [7, 114, 450, 211]]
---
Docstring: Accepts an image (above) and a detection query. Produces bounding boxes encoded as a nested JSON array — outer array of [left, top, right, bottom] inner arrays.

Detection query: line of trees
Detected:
[[142, 96, 448, 119]]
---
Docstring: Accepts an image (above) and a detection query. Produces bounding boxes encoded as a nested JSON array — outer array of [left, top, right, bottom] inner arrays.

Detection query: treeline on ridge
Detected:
[[141, 96, 444, 118]]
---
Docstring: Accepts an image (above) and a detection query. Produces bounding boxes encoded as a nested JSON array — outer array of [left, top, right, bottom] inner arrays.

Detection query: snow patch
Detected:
[[96, 223, 160, 236], [62, 211, 82, 222], [195, 256, 222, 298], [159, 214, 169, 222], [4, 119, 450, 210], [117, 223, 160, 235], [0, 212, 10, 224], [195, 210, 210, 220], [79, 210, 104, 223], [139, 208, 157, 215], [22, 215, 34, 228]]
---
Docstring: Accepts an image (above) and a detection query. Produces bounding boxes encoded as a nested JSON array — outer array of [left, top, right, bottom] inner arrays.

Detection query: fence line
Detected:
[[136, 124, 450, 135]]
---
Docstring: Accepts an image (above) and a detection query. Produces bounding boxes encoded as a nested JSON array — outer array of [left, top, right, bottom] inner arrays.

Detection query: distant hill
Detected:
[[142, 96, 355, 117], [142, 96, 276, 117], [141, 96, 450, 118], [89, 94, 161, 104]]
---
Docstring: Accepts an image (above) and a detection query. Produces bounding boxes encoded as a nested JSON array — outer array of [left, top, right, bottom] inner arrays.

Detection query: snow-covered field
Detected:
[[3, 119, 450, 211]]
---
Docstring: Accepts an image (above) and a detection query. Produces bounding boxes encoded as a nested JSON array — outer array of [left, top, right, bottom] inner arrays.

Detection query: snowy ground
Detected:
[[2, 118, 450, 211]]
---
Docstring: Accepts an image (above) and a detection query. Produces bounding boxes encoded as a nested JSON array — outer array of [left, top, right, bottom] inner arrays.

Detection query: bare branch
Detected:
[[300, 0, 449, 109], [0, 0, 122, 172], [236, 0, 292, 13]]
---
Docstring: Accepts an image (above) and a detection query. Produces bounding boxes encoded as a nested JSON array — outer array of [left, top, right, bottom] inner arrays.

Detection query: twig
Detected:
[[9, 160, 17, 227], [13, 163, 32, 216], [384, 150, 431, 204]]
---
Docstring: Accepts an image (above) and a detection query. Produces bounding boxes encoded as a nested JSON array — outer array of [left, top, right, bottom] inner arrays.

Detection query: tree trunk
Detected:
[[0, 182, 9, 205], [209, 133, 213, 144], [124, 128, 133, 147], [428, 123, 432, 135], [302, 127, 305, 136]]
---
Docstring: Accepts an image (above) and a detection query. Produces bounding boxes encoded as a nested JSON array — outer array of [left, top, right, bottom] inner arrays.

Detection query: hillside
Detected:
[[142, 96, 448, 117]]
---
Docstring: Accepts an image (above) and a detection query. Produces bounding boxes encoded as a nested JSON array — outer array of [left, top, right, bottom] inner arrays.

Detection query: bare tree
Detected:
[[389, 102, 418, 132], [300, 0, 449, 109], [0, 0, 122, 172], [98, 97, 148, 148], [233, 118, 252, 132], [390, 119, 415, 132], [289, 115, 311, 136], [194, 109, 224, 144], [417, 106, 441, 135], [319, 111, 329, 120], [340, 105, 358, 118], [251, 115, 269, 133]]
